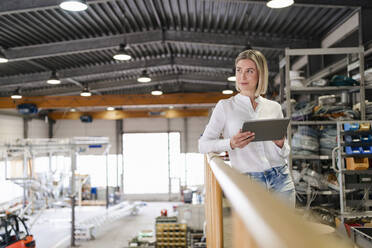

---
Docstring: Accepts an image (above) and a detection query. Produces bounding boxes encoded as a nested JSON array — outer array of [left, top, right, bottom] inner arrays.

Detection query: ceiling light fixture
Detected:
[[11, 89, 22, 99], [151, 85, 163, 96], [113, 44, 132, 61], [266, 0, 294, 8], [227, 68, 236, 82], [137, 70, 151, 83], [80, 87, 92, 97], [227, 75, 236, 82], [106, 106, 115, 111], [47, 71, 61, 85], [222, 89, 233, 95], [59, 0, 88, 11], [0, 50, 8, 63], [70, 108, 76, 112]]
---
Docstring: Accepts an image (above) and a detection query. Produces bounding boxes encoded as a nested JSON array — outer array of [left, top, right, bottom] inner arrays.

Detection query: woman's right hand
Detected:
[[230, 129, 255, 149]]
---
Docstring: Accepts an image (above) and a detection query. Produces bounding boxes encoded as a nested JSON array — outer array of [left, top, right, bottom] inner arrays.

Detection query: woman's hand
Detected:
[[230, 129, 255, 149], [273, 137, 285, 148]]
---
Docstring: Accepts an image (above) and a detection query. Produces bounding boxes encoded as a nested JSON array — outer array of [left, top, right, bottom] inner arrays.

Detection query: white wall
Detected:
[[0, 114, 49, 141], [52, 116, 210, 154], [29, 119, 49, 138], [123, 117, 209, 153], [0, 114, 23, 140], [53, 119, 117, 154], [186, 117, 209, 153]]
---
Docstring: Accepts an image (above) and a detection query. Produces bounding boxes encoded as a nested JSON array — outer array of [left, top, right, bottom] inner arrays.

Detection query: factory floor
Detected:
[[30, 202, 177, 248]]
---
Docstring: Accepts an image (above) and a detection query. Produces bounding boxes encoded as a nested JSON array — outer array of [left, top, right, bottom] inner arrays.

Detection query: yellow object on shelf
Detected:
[[359, 122, 371, 131], [346, 157, 369, 170]]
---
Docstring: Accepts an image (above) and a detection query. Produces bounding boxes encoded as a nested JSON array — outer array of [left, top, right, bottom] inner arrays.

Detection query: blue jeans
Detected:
[[245, 165, 296, 207]]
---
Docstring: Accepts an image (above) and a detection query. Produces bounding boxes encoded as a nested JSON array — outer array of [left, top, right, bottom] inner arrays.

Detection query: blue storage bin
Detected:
[[345, 135, 361, 142], [345, 146, 363, 154], [361, 135, 372, 142], [344, 123, 360, 131], [361, 146, 372, 154], [345, 135, 352, 142]]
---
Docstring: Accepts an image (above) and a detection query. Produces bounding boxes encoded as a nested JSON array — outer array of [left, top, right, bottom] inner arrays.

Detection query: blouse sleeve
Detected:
[[198, 100, 232, 154]]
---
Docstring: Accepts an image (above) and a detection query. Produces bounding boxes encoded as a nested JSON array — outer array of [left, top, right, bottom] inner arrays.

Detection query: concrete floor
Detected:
[[30, 206, 106, 248], [29, 202, 177, 248], [75, 202, 176, 248]]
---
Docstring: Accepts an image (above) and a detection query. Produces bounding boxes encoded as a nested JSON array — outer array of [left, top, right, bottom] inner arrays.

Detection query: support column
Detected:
[[359, 7, 372, 48], [167, 119, 171, 201], [70, 149, 77, 247], [23, 117, 29, 139], [48, 118, 55, 138], [183, 117, 188, 187], [116, 119, 124, 194], [106, 152, 109, 209], [116, 119, 123, 188], [307, 41, 322, 78]]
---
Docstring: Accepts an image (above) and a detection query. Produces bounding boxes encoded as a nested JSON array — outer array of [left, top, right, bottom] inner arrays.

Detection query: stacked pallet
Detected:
[[156, 223, 187, 248]]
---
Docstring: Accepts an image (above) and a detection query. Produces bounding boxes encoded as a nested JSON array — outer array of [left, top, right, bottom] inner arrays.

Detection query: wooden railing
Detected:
[[204, 153, 353, 248]]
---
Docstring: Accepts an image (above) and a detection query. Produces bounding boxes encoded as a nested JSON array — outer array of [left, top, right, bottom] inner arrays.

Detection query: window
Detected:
[[123, 133, 172, 194], [122, 132, 204, 194]]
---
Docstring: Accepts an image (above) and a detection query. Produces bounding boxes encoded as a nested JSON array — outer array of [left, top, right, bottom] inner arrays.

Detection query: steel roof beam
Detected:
[[22, 74, 233, 96], [4, 30, 307, 61], [0, 56, 278, 89]]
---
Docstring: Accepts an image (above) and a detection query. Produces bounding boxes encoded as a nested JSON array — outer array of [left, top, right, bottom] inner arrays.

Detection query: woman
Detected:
[[198, 49, 295, 206]]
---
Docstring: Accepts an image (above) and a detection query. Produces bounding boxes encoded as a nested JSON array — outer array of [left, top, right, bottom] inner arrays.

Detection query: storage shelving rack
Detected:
[[283, 46, 367, 170], [332, 120, 372, 222]]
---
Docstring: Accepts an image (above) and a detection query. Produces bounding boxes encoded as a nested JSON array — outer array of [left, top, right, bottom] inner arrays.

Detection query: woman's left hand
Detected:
[[273, 137, 285, 148]]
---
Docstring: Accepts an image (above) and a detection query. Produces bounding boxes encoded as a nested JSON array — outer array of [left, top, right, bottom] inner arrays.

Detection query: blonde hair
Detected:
[[235, 49, 268, 97]]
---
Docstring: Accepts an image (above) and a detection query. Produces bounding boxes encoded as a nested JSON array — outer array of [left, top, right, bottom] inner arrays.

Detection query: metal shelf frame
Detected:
[[284, 46, 367, 170], [332, 120, 372, 222]]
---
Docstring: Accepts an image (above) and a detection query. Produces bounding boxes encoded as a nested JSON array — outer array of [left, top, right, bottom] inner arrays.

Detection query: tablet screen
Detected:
[[241, 118, 290, 142]]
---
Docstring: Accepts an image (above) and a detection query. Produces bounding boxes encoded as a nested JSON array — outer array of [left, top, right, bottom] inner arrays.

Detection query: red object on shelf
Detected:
[[344, 223, 362, 237], [161, 209, 168, 216]]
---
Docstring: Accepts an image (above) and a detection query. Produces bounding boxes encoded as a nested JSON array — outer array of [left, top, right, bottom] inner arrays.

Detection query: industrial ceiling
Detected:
[[0, 0, 368, 101]]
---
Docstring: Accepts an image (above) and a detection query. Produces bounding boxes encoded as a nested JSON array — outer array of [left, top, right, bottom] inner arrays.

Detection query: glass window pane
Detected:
[[123, 133, 170, 194]]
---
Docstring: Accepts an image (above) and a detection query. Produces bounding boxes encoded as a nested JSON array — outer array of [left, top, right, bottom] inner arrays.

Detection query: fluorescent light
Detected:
[[47, 79, 61, 84], [47, 71, 61, 85], [11, 94, 22, 99], [137, 70, 151, 83], [222, 89, 233, 95], [80, 88, 92, 97], [80, 91, 91, 97], [151, 90, 163, 96], [0, 58, 8, 63], [106, 106, 115, 111], [0, 57, 8, 63], [113, 44, 132, 61], [11, 89, 22, 99], [0, 50, 8, 63], [227, 75, 236, 82], [267, 0, 294, 8], [113, 54, 131, 61], [60, 0, 88, 11]]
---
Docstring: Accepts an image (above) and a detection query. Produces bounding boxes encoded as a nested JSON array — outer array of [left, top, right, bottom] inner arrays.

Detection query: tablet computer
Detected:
[[242, 118, 290, 142]]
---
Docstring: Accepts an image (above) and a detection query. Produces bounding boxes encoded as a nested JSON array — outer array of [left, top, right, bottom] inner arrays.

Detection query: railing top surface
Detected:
[[206, 153, 352, 248]]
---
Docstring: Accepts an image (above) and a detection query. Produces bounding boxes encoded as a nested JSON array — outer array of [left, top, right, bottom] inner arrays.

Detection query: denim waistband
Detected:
[[244, 165, 287, 177]]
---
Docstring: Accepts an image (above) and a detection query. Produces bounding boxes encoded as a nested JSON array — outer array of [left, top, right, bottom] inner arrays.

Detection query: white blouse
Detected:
[[198, 93, 290, 173]]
